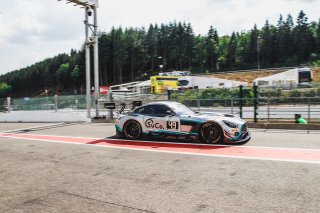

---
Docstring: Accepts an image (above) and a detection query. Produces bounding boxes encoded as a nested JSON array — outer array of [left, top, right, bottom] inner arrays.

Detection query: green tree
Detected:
[[246, 24, 259, 66], [292, 10, 313, 62], [0, 83, 11, 97], [113, 27, 128, 84], [206, 26, 219, 71], [261, 20, 274, 66], [145, 24, 159, 71], [56, 63, 70, 89], [226, 32, 237, 69]]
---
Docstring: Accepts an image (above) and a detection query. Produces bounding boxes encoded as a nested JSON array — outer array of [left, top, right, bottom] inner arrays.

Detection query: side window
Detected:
[[134, 106, 148, 114], [148, 105, 171, 116]]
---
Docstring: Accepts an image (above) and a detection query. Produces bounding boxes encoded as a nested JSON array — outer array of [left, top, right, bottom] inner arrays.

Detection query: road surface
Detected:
[[0, 123, 319, 212]]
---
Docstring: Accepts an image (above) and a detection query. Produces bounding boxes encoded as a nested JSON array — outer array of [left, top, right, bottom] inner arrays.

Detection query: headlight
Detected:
[[222, 120, 238, 128]]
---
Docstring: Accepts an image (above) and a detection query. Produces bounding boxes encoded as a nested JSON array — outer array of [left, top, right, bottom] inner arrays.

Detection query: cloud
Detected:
[[0, 0, 320, 75]]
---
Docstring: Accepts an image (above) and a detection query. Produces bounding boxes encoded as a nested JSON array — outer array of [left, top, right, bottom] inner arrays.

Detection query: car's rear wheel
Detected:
[[200, 122, 223, 144], [123, 120, 142, 140]]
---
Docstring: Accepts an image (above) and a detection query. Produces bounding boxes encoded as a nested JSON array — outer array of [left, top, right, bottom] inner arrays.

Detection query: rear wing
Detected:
[[104, 101, 142, 114]]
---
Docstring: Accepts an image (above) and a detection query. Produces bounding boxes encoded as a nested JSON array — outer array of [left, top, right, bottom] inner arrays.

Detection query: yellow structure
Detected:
[[150, 76, 179, 94]]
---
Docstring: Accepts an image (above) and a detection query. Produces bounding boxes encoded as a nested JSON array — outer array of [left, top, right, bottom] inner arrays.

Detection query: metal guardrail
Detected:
[[3, 94, 320, 122], [0, 98, 7, 112], [4, 93, 165, 112], [9, 95, 91, 111], [172, 97, 320, 122]]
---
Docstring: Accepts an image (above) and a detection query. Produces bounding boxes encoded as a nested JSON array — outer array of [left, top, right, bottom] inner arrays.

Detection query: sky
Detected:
[[0, 0, 319, 75]]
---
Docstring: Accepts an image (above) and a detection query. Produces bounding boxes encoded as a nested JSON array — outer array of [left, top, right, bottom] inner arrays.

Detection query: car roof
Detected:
[[145, 101, 178, 105], [143, 101, 182, 109]]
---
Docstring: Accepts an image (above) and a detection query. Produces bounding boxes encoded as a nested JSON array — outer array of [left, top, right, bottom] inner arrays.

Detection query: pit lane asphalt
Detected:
[[0, 123, 319, 213]]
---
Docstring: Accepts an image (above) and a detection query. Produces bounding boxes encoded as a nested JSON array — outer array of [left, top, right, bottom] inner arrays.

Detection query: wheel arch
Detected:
[[199, 121, 224, 144], [123, 119, 143, 139]]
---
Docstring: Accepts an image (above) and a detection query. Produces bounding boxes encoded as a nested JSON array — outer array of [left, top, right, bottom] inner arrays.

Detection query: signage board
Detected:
[[104, 103, 116, 110]]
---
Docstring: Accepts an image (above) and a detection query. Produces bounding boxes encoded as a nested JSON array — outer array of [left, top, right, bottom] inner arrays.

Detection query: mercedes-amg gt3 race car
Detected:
[[114, 101, 250, 144]]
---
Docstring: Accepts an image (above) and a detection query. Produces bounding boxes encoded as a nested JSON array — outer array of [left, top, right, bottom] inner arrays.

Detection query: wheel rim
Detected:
[[201, 123, 221, 143], [125, 121, 141, 139]]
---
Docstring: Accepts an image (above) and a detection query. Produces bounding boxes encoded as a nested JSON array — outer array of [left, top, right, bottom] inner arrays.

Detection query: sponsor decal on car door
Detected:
[[143, 116, 166, 131]]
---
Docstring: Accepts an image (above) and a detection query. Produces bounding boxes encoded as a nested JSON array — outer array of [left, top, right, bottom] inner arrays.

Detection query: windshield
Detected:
[[170, 103, 195, 115], [178, 80, 189, 86]]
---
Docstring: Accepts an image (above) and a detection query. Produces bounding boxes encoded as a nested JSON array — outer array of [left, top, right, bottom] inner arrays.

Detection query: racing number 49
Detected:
[[167, 121, 179, 130]]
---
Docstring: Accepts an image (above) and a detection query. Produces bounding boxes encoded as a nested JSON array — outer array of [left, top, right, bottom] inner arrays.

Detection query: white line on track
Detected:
[[0, 134, 319, 164], [0, 123, 66, 133], [1, 132, 318, 152]]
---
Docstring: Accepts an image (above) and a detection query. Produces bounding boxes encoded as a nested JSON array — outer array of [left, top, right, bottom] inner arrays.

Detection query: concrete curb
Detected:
[[248, 123, 320, 130], [91, 118, 116, 123]]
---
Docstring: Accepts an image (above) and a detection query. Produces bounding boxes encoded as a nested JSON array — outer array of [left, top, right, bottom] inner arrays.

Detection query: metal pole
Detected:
[[257, 36, 260, 71], [168, 90, 171, 100], [239, 85, 243, 118], [7, 97, 11, 113], [85, 8, 91, 118], [93, 6, 100, 117], [54, 95, 58, 112], [308, 98, 311, 123], [231, 99, 234, 114], [253, 85, 258, 123], [267, 97, 270, 121], [108, 93, 113, 119], [197, 100, 200, 112]]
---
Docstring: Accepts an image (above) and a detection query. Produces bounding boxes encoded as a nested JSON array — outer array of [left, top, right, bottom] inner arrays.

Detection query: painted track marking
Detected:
[[0, 133, 319, 164]]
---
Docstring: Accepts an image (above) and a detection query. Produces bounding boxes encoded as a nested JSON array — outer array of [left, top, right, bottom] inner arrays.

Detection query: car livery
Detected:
[[115, 101, 251, 144]]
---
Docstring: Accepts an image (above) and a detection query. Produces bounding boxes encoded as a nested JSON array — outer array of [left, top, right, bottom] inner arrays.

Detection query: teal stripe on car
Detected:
[[115, 124, 123, 132], [151, 130, 198, 135]]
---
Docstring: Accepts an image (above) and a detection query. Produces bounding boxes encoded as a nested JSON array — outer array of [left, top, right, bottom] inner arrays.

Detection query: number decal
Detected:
[[167, 121, 179, 130]]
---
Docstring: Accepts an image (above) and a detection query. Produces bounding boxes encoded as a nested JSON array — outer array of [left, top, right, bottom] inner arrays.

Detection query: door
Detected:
[[143, 105, 168, 132]]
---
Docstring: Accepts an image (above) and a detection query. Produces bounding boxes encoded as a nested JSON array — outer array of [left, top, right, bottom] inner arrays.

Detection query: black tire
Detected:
[[123, 120, 142, 140], [200, 122, 223, 144]]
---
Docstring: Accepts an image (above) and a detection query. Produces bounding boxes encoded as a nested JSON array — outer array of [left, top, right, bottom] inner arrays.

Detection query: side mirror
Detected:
[[166, 110, 174, 116]]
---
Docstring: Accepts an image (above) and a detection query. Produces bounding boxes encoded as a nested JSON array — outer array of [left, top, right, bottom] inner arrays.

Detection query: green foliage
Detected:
[[171, 87, 244, 105], [0, 83, 11, 97], [56, 63, 70, 89], [172, 85, 320, 108], [71, 65, 80, 81], [304, 89, 317, 97], [289, 89, 302, 97], [260, 88, 283, 98]]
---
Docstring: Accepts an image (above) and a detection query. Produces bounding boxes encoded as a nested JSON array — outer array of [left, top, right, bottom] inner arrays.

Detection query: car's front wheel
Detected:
[[200, 122, 223, 144], [123, 120, 142, 140]]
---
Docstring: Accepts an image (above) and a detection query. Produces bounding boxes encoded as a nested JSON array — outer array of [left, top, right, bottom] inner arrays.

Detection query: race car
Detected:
[[114, 101, 250, 144]]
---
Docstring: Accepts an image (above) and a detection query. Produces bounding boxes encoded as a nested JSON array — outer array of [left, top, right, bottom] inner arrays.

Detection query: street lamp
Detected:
[[57, 0, 100, 118], [257, 36, 261, 71], [159, 64, 164, 72], [158, 56, 163, 73]]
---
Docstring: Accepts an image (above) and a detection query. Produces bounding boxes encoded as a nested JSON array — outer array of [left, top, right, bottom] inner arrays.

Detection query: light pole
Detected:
[[57, 0, 100, 118], [257, 36, 261, 71], [159, 65, 163, 73], [158, 56, 163, 73]]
